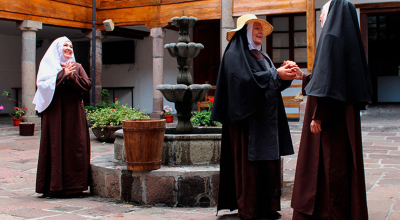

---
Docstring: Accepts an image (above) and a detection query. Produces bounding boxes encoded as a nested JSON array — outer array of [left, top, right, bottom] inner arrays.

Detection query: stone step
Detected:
[[91, 153, 219, 207]]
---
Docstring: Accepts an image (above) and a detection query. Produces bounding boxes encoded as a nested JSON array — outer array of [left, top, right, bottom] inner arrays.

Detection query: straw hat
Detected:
[[227, 14, 273, 41]]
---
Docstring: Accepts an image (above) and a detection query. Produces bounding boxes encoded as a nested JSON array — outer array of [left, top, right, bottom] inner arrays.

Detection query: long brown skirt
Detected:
[[217, 120, 281, 220], [293, 125, 353, 220]]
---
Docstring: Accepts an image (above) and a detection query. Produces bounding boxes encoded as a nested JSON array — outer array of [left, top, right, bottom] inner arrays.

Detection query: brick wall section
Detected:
[[90, 166, 107, 197], [146, 176, 175, 205], [106, 173, 121, 200]]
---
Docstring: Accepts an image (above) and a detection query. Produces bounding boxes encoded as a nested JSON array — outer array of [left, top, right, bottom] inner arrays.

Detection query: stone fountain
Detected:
[[156, 15, 212, 134], [90, 15, 222, 207]]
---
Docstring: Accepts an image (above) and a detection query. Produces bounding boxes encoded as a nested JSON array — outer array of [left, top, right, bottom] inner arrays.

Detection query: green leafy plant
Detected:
[[86, 100, 149, 129], [92, 89, 118, 109], [191, 98, 220, 127], [11, 107, 27, 119], [2, 90, 27, 119]]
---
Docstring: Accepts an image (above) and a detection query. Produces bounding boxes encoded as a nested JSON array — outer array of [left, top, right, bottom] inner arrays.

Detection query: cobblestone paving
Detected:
[[0, 128, 399, 220]]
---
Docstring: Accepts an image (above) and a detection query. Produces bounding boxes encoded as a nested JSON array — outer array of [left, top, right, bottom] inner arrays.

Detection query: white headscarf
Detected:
[[322, 0, 332, 27], [246, 22, 262, 51], [33, 36, 76, 113]]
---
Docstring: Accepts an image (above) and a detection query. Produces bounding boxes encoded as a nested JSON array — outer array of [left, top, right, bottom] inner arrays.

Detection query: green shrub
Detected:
[[86, 100, 149, 128], [191, 98, 220, 127]]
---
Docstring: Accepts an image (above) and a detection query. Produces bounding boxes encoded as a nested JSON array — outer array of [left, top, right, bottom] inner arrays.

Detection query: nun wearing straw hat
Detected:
[[211, 14, 301, 219]]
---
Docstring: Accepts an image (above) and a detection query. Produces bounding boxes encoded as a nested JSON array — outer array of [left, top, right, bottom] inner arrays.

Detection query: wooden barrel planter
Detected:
[[122, 119, 166, 171]]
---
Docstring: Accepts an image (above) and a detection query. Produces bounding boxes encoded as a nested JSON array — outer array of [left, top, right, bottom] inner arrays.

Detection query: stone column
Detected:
[[86, 30, 105, 104], [150, 28, 166, 119], [221, 0, 235, 58], [18, 20, 42, 124]]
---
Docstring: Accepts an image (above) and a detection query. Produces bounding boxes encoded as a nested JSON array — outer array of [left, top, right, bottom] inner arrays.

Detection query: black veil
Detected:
[[304, 0, 372, 106], [211, 25, 290, 124]]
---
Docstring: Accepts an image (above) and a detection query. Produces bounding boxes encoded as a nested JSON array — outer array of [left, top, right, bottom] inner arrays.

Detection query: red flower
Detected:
[[13, 107, 19, 110], [115, 98, 118, 101], [209, 98, 214, 103], [24, 108, 27, 111]]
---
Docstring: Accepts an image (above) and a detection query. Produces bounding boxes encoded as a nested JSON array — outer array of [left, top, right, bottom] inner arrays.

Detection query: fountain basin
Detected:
[[156, 84, 211, 103], [171, 16, 197, 28], [165, 42, 204, 58], [114, 127, 222, 165]]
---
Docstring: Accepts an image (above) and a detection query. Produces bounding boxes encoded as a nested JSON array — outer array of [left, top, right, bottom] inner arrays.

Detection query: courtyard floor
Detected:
[[0, 103, 399, 219]]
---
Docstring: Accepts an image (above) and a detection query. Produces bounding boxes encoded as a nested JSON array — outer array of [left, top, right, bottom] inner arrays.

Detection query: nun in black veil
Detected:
[[211, 14, 300, 220], [291, 0, 372, 219]]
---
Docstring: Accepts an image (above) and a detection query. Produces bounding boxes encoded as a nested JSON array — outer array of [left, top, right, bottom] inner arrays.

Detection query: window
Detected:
[[267, 14, 307, 68]]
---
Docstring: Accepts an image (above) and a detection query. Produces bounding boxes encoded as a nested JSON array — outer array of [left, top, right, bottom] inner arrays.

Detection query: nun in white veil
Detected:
[[35, 36, 92, 198]]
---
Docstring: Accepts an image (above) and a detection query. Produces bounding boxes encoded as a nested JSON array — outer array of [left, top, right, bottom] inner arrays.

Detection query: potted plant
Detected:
[[2, 91, 28, 126], [161, 105, 174, 123], [11, 107, 27, 126], [86, 98, 150, 143], [191, 98, 221, 127]]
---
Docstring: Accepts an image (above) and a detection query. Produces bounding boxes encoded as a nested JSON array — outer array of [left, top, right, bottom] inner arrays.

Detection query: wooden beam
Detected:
[[160, 0, 221, 24], [51, 0, 92, 8], [306, 0, 315, 73], [234, 8, 306, 17], [97, 0, 220, 28], [0, 0, 92, 25], [355, 2, 400, 9], [361, 8, 400, 14], [98, 0, 199, 10], [105, 27, 150, 39], [0, 11, 91, 29], [233, 0, 307, 16], [161, 0, 198, 4], [97, 6, 160, 27], [99, 0, 160, 10]]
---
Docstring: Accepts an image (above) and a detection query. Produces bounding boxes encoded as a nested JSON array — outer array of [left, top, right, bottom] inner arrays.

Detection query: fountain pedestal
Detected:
[[90, 15, 223, 207]]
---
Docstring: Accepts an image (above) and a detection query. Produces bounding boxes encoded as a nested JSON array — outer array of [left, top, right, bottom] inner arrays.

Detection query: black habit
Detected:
[[211, 25, 294, 219], [36, 63, 92, 196], [291, 0, 371, 219]]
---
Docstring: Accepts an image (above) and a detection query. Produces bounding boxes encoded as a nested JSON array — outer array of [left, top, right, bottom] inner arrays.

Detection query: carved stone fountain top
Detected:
[[156, 15, 211, 134]]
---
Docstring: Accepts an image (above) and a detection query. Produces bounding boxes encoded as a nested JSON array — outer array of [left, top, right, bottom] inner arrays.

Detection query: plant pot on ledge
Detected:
[[164, 115, 173, 123], [91, 125, 123, 143], [12, 118, 23, 126], [19, 122, 35, 136]]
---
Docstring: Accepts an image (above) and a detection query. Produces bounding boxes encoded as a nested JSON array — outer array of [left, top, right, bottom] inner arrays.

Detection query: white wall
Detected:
[[0, 34, 21, 114], [0, 34, 54, 114], [101, 29, 180, 114]]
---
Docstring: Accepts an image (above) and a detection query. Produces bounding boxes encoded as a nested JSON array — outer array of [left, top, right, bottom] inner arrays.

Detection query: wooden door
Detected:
[[193, 19, 220, 87]]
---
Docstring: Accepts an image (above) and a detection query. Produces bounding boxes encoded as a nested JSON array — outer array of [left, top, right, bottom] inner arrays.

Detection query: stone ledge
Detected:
[[91, 153, 220, 207], [114, 129, 222, 165]]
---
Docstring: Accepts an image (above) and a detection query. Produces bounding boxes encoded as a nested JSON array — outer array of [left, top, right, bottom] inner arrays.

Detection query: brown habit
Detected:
[[218, 120, 281, 220], [291, 74, 368, 219], [36, 63, 92, 195]]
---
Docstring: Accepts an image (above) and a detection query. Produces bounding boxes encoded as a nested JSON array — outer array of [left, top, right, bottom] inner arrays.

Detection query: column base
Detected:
[[22, 115, 41, 125], [150, 111, 163, 119]]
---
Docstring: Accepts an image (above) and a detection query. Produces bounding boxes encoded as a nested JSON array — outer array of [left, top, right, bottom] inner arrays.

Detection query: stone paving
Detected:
[[0, 103, 398, 219]]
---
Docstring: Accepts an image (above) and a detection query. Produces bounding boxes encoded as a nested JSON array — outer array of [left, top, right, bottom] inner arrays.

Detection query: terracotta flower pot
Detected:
[[164, 115, 173, 123], [12, 118, 23, 126]]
